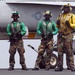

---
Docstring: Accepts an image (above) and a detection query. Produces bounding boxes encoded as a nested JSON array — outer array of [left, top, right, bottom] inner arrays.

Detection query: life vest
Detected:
[[10, 21, 21, 34], [58, 13, 73, 35], [41, 20, 54, 37]]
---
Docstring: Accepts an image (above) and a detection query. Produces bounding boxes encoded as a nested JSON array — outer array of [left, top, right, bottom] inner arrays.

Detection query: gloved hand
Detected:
[[65, 21, 70, 27], [11, 32, 14, 36], [46, 32, 53, 39], [56, 20, 60, 26], [16, 32, 22, 37], [48, 32, 53, 36], [9, 32, 17, 41], [41, 32, 45, 38], [16, 32, 22, 40]]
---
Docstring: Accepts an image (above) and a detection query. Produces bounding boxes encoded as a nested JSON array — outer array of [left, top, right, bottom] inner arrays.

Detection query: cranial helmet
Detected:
[[11, 11, 20, 18], [43, 10, 52, 17], [61, 3, 72, 11]]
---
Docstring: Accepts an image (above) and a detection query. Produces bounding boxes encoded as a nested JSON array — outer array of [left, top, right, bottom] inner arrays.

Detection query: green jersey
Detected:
[[7, 21, 26, 36], [37, 20, 58, 37]]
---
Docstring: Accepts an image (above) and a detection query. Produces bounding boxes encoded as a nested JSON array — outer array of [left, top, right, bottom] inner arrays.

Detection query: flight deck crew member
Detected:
[[55, 3, 75, 71], [7, 11, 28, 70], [33, 10, 58, 70]]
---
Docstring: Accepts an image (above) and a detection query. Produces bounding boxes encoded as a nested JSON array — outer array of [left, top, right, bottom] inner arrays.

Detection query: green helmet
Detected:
[[11, 11, 20, 18]]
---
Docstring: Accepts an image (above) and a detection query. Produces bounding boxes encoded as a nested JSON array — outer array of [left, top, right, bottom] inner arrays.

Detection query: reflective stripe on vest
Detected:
[[10, 22, 21, 33], [42, 21, 52, 36], [58, 13, 73, 35]]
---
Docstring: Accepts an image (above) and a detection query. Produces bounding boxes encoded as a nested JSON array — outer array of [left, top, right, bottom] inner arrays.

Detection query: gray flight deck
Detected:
[[0, 69, 75, 75]]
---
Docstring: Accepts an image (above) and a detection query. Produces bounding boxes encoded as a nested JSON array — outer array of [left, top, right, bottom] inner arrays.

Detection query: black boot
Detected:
[[8, 66, 14, 71], [32, 66, 40, 70], [8, 64, 14, 71], [22, 65, 28, 70], [67, 67, 71, 70], [71, 67, 75, 71], [55, 66, 63, 71]]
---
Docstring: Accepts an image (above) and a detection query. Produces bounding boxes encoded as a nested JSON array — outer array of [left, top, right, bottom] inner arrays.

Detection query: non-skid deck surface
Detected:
[[0, 69, 75, 75]]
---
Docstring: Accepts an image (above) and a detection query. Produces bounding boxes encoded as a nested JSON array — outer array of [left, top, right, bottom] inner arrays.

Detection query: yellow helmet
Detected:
[[43, 10, 52, 17], [61, 3, 72, 11]]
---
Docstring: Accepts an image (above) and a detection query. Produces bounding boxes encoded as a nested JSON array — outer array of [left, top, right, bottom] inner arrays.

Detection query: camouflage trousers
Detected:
[[9, 39, 26, 67], [35, 38, 53, 68], [57, 34, 74, 68]]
